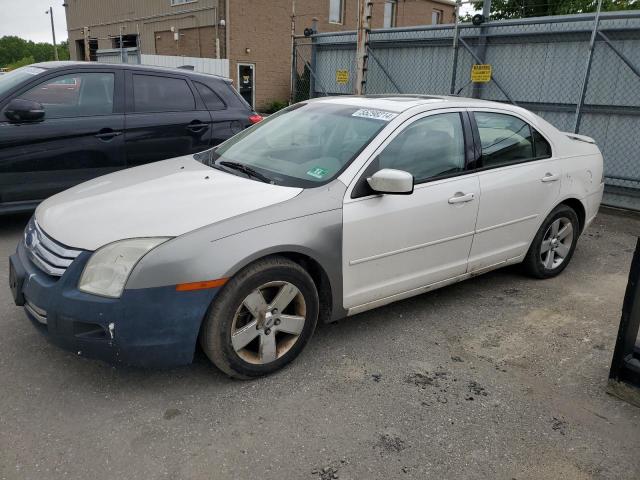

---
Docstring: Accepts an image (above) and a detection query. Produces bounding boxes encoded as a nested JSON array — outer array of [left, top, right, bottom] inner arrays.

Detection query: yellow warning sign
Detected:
[[471, 64, 492, 83], [336, 69, 349, 85]]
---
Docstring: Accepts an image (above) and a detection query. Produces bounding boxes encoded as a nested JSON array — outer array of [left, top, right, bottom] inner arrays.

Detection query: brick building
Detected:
[[64, 0, 455, 110]]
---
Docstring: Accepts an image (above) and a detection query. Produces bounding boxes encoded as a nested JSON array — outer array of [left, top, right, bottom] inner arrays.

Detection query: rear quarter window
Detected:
[[194, 81, 226, 111]]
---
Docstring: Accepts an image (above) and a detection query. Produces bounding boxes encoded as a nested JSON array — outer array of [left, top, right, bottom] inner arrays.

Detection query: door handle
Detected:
[[94, 129, 122, 141], [541, 173, 559, 183], [448, 192, 475, 204], [186, 121, 209, 133]]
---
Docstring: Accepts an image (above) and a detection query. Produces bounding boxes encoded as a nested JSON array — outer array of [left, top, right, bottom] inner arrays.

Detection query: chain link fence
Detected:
[[293, 11, 640, 210]]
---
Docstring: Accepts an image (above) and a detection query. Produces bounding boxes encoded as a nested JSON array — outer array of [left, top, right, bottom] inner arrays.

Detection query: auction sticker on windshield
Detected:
[[306, 167, 329, 179], [352, 109, 398, 122]]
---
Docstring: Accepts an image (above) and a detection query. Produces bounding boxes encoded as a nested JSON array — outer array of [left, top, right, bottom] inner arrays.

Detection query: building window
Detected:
[[383, 1, 396, 28], [112, 34, 138, 49], [329, 0, 344, 24], [432, 9, 443, 25], [170, 0, 197, 6]]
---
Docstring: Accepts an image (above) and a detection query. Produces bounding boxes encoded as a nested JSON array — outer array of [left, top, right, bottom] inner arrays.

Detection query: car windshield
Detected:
[[201, 102, 393, 187], [0, 65, 46, 98]]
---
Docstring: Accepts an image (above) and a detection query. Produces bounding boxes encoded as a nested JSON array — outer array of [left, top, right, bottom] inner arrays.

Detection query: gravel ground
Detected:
[[1, 209, 639, 480]]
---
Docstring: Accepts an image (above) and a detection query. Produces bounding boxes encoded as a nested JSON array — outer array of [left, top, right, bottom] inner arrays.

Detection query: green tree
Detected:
[[6, 56, 35, 70], [466, 0, 639, 20], [0, 35, 70, 69]]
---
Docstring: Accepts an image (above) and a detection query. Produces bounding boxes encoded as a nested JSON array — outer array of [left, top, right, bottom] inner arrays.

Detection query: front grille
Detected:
[[24, 219, 82, 277]]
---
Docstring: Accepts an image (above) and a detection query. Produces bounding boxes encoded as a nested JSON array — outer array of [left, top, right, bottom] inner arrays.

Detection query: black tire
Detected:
[[200, 256, 319, 379], [522, 204, 580, 279]]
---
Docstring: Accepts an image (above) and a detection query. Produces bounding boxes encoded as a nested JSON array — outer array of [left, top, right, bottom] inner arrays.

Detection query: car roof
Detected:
[[307, 95, 513, 113], [31, 61, 231, 83]]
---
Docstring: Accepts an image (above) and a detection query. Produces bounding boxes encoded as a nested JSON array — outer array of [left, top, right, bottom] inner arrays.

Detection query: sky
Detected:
[[0, 0, 68, 44]]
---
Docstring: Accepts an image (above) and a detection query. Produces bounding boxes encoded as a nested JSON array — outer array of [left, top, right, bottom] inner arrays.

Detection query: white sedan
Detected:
[[10, 95, 604, 378]]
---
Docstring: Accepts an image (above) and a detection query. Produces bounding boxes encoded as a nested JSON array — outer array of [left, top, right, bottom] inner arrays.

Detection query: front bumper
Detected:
[[10, 240, 219, 368]]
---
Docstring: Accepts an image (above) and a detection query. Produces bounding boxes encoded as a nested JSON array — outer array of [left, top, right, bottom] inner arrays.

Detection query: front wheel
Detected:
[[522, 204, 580, 279], [200, 256, 319, 379]]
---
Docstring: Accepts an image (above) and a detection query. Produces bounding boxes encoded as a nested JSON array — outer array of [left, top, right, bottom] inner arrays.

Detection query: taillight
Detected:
[[248, 114, 263, 124]]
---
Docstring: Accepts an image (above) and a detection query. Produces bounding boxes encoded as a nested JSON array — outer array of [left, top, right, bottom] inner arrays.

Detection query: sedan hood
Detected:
[[36, 156, 302, 250]]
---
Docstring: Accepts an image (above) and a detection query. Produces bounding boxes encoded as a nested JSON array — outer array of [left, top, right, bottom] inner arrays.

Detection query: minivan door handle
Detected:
[[94, 128, 122, 141], [541, 173, 560, 183], [448, 192, 475, 204]]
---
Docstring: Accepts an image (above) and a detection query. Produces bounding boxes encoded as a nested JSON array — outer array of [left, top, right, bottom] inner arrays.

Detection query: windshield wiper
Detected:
[[219, 161, 274, 184]]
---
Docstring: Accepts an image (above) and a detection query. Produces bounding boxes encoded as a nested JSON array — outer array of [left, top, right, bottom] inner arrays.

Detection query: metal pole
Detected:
[[355, 0, 372, 95], [573, 0, 603, 133], [120, 26, 125, 63], [83, 26, 90, 62], [289, 0, 296, 104], [309, 17, 318, 99], [449, 0, 461, 94], [471, 0, 491, 98], [597, 31, 640, 80], [367, 47, 402, 93], [47, 7, 59, 61]]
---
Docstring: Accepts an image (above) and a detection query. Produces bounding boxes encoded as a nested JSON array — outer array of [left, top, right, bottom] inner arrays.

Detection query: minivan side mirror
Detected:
[[4, 98, 45, 123], [367, 168, 414, 195]]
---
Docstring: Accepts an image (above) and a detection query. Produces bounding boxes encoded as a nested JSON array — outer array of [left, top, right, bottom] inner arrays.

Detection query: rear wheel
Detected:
[[523, 204, 580, 278], [200, 256, 319, 379]]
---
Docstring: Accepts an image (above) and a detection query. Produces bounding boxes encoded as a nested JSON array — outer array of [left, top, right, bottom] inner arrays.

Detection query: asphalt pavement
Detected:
[[1, 209, 639, 480]]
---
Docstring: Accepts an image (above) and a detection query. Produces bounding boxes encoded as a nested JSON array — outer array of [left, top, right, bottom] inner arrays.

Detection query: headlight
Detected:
[[78, 237, 169, 298]]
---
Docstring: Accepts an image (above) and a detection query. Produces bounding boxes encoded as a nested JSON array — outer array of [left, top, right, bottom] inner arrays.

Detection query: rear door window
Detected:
[[20, 72, 114, 118], [474, 112, 535, 167], [194, 82, 226, 111], [132, 74, 195, 112]]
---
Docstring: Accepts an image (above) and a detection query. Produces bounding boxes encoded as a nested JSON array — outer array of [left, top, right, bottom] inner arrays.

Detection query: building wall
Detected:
[[64, 0, 223, 60], [64, 0, 454, 109], [229, 0, 455, 110]]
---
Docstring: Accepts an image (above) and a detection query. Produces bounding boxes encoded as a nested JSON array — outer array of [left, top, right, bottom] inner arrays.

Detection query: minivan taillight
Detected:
[[248, 114, 263, 124]]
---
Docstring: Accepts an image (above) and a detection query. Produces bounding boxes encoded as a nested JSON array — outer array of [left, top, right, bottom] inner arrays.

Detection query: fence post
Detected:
[[471, 0, 491, 98], [355, 0, 373, 95], [450, 0, 462, 94], [573, 0, 603, 133], [309, 18, 318, 99], [291, 41, 298, 104]]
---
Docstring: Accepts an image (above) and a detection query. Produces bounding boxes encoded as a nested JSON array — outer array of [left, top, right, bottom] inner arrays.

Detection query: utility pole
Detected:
[[46, 6, 59, 61], [289, 0, 296, 104], [355, 0, 373, 95], [471, 0, 491, 98], [83, 26, 90, 61]]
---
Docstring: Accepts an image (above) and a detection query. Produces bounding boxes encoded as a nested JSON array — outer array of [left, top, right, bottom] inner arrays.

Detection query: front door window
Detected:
[[378, 112, 466, 183]]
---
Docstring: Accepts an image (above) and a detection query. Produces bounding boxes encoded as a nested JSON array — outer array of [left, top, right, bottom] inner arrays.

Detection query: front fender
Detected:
[[126, 209, 345, 319]]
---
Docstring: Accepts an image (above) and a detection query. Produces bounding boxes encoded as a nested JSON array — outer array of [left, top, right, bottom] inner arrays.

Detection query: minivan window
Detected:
[[133, 74, 195, 112], [194, 82, 226, 111], [20, 72, 114, 118], [475, 112, 534, 167], [0, 66, 46, 99]]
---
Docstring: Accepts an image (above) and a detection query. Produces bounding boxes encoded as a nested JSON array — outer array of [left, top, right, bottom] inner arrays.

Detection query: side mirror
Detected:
[[4, 98, 45, 123], [367, 168, 414, 195]]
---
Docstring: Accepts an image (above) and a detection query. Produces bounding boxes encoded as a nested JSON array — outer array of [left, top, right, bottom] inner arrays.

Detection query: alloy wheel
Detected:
[[540, 217, 573, 270], [230, 281, 307, 364]]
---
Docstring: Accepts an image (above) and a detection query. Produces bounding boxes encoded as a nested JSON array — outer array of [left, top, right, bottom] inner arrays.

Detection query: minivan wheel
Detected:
[[200, 256, 319, 379], [522, 204, 580, 279]]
